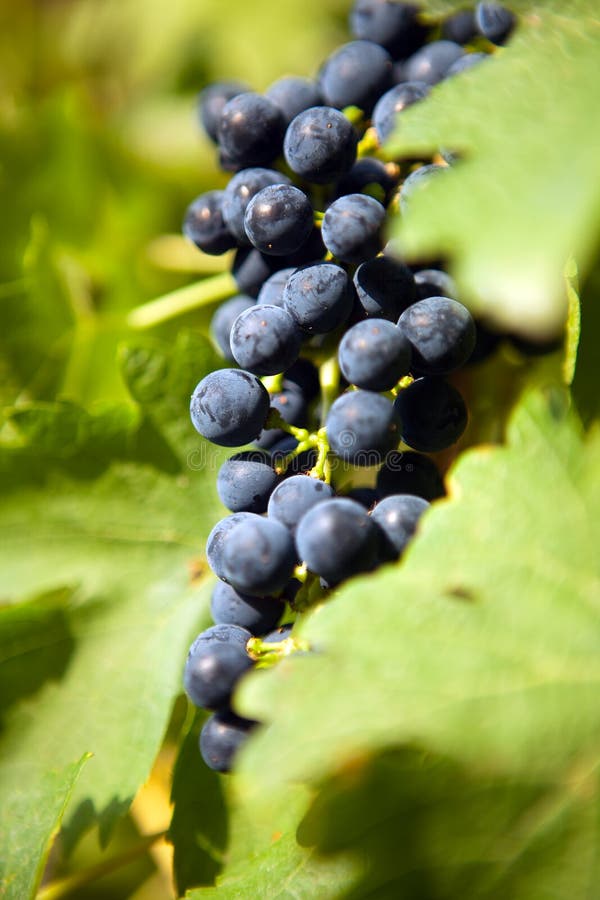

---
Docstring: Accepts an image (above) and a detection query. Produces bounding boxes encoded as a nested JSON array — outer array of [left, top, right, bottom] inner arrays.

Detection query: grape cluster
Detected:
[[181, 0, 519, 774]]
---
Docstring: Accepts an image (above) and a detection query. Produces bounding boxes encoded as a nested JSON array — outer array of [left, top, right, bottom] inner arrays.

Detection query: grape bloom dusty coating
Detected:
[[175, 0, 526, 775]]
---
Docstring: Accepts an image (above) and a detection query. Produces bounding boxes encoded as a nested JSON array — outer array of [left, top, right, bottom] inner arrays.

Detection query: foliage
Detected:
[[0, 0, 598, 898]]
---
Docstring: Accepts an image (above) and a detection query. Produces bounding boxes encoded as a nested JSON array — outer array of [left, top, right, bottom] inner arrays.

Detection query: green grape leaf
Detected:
[[0, 335, 225, 879], [388, 0, 600, 340], [0, 750, 90, 900], [188, 782, 359, 899], [227, 391, 599, 890]]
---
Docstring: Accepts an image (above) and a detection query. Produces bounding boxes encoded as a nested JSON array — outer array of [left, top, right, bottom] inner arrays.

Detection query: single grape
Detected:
[[222, 516, 297, 597], [296, 497, 380, 585], [200, 711, 257, 773], [268, 475, 335, 534], [334, 157, 399, 205], [377, 450, 445, 500], [346, 487, 380, 509], [339, 318, 411, 390], [441, 9, 477, 44], [198, 81, 249, 142], [319, 40, 393, 114], [266, 76, 323, 125], [210, 581, 283, 635], [217, 449, 280, 513], [222, 167, 292, 245], [255, 381, 308, 449], [354, 255, 417, 320], [229, 304, 302, 376], [414, 269, 457, 301], [349, 0, 428, 59], [189, 623, 252, 652], [283, 106, 358, 185], [446, 53, 488, 77], [404, 40, 465, 84], [206, 513, 262, 580], [370, 493, 430, 559], [232, 246, 281, 297], [394, 377, 468, 452], [372, 81, 430, 144], [210, 295, 255, 360], [326, 390, 401, 466], [400, 164, 446, 214], [190, 368, 270, 447], [183, 640, 253, 710], [398, 296, 476, 374], [283, 262, 355, 334], [475, 3, 515, 44], [183, 191, 236, 255], [321, 194, 385, 264], [283, 357, 321, 402], [257, 268, 296, 307], [244, 184, 313, 256], [218, 92, 285, 168]]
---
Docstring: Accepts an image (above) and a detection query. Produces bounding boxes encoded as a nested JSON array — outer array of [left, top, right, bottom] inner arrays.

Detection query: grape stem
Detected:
[[247, 635, 309, 667], [127, 271, 237, 329]]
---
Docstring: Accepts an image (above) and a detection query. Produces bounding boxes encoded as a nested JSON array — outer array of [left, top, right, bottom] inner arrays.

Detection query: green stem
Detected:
[[265, 409, 310, 443], [247, 635, 309, 667], [37, 832, 166, 900], [357, 126, 380, 158], [319, 355, 340, 423], [262, 372, 285, 394], [127, 271, 237, 329]]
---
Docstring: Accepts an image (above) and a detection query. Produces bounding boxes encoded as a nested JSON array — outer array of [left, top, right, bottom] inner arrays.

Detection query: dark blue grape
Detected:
[[349, 0, 428, 59], [206, 513, 261, 580], [284, 106, 358, 185], [183, 191, 236, 255], [257, 268, 296, 307], [372, 81, 430, 144], [446, 53, 488, 77], [370, 493, 429, 559], [475, 3, 515, 44], [283, 358, 321, 402], [283, 262, 355, 334], [319, 40, 393, 114], [398, 296, 476, 374], [210, 295, 255, 360], [400, 164, 446, 213], [218, 92, 285, 169], [346, 487, 380, 509], [222, 168, 292, 245], [190, 622, 252, 651], [184, 639, 253, 710], [229, 304, 302, 376], [394, 377, 468, 451], [466, 321, 501, 365], [190, 368, 270, 447], [268, 475, 335, 534], [244, 185, 313, 256], [339, 318, 411, 390], [441, 9, 477, 43], [377, 450, 445, 500], [334, 157, 399, 205], [296, 497, 380, 585], [354, 255, 417, 320], [210, 581, 283, 635], [404, 41, 465, 84], [198, 81, 249, 142], [266, 76, 323, 126], [326, 390, 401, 466], [216, 449, 280, 513], [263, 623, 294, 642], [414, 269, 457, 301], [321, 194, 385, 264], [232, 246, 281, 297], [222, 516, 297, 596], [200, 711, 257, 773], [255, 381, 308, 449]]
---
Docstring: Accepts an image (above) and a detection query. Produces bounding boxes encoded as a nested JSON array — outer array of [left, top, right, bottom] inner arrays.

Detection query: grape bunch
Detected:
[[181, 0, 520, 774]]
